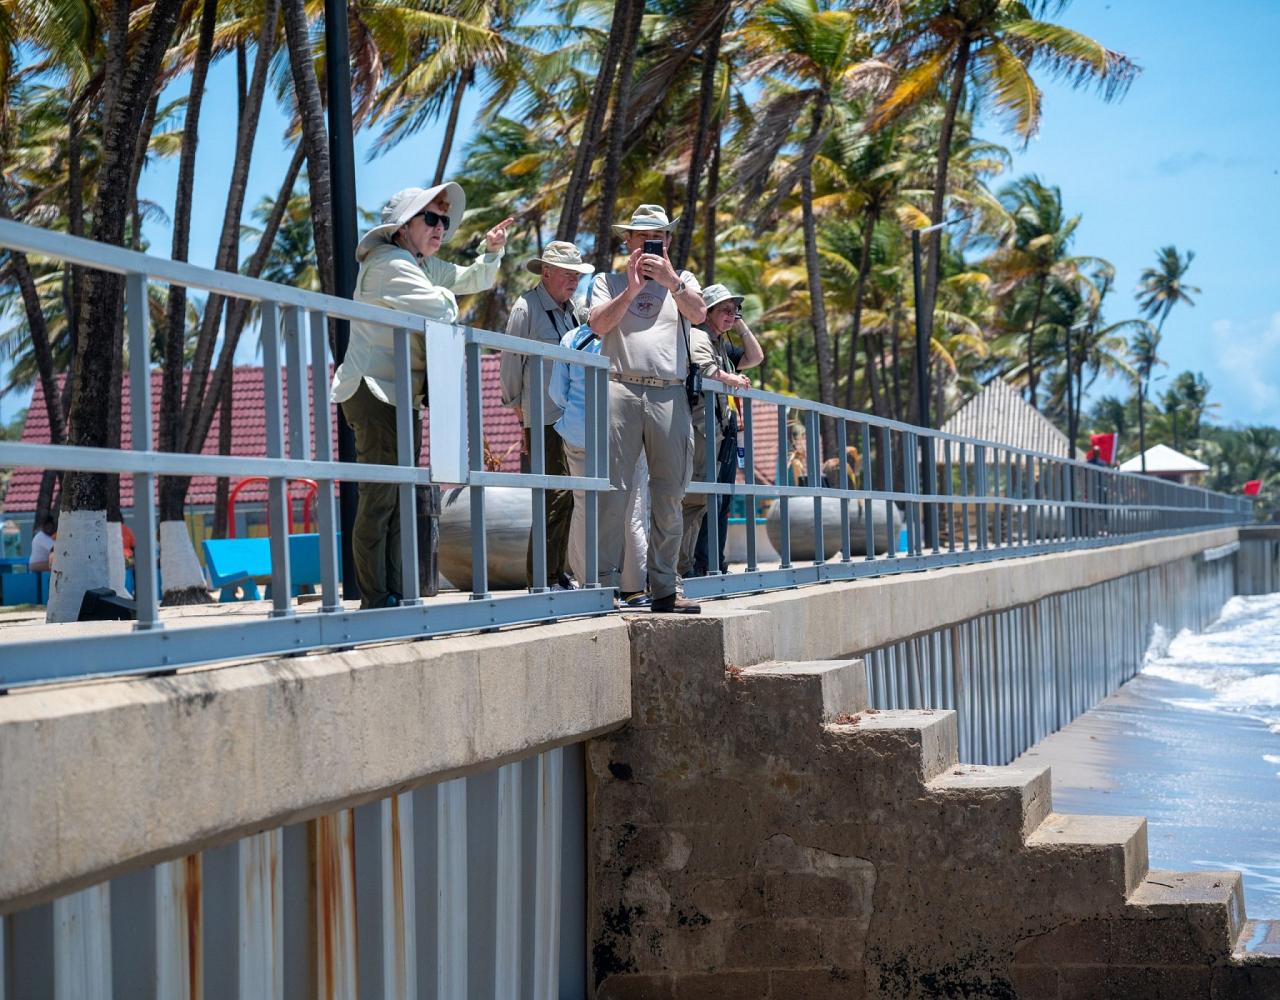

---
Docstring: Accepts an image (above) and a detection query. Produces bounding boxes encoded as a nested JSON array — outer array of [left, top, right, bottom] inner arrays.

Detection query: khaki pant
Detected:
[[679, 403, 722, 576], [522, 425, 573, 587], [341, 381, 422, 609], [565, 443, 648, 592], [598, 381, 691, 600]]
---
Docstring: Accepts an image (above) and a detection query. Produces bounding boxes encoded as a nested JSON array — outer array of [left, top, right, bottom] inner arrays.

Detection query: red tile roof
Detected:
[[3, 357, 524, 513]]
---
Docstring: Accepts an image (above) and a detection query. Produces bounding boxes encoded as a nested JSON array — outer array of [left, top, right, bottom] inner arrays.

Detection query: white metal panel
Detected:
[[494, 764, 521, 1000], [315, 811, 359, 999], [532, 749, 563, 1000], [437, 778, 468, 999], [54, 882, 112, 1000], [381, 794, 417, 1000], [156, 856, 203, 1000], [239, 829, 283, 999], [425, 321, 469, 482]]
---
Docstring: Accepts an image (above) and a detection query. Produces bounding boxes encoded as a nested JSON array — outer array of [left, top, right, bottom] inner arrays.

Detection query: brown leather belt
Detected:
[[610, 372, 683, 388]]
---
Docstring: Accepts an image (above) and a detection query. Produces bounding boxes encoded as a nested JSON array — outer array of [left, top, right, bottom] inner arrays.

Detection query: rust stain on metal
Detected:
[[389, 796, 407, 975], [184, 854, 203, 1000], [316, 816, 339, 1000]]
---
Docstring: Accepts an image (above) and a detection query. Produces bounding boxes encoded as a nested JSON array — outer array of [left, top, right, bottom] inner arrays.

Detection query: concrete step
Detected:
[[928, 763, 1054, 839], [1129, 869, 1246, 956], [740, 658, 868, 725], [830, 709, 959, 783], [1026, 812, 1149, 908]]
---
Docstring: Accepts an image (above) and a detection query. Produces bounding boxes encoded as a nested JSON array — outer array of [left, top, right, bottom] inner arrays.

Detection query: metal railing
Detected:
[[0, 218, 1253, 687], [681, 378, 1251, 598], [0, 220, 613, 688]]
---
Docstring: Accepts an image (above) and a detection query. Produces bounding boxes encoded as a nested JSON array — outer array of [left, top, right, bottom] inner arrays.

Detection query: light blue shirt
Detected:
[[549, 325, 601, 450]]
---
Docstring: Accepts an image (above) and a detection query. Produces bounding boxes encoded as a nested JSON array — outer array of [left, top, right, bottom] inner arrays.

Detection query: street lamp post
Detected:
[[911, 215, 967, 551], [324, 0, 362, 600]]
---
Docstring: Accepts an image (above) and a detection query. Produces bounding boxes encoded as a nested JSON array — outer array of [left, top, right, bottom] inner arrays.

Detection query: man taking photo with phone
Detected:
[[589, 204, 706, 613]]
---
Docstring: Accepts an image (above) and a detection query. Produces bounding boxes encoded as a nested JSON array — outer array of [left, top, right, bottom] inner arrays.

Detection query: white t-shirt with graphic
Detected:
[[592, 271, 701, 382]]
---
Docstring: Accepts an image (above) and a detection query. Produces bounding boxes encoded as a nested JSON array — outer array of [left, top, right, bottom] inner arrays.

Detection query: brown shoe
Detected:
[[650, 593, 701, 614]]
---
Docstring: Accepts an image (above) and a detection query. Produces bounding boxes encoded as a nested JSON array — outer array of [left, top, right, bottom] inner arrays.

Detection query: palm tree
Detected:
[[51, 0, 187, 622], [732, 0, 890, 455], [1128, 321, 1163, 474], [873, 0, 1137, 403], [1134, 244, 1198, 470]]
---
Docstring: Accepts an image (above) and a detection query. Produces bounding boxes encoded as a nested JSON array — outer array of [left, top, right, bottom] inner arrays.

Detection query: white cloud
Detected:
[[1210, 313, 1280, 422]]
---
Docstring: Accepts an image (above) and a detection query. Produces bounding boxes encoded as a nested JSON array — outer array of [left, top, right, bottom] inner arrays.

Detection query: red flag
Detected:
[[1244, 480, 1262, 496], [1090, 432, 1117, 466]]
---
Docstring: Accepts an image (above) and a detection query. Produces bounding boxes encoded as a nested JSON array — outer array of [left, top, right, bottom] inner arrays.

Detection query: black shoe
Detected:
[[650, 593, 701, 614]]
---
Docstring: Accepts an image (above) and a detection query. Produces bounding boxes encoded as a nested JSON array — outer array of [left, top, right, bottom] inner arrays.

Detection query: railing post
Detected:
[[583, 364, 600, 588], [309, 310, 342, 612], [529, 355, 548, 592], [924, 433, 938, 553], [705, 388, 721, 575], [743, 399, 758, 573], [837, 418, 851, 562], [880, 425, 895, 560], [861, 422, 874, 561], [393, 327, 422, 605], [260, 302, 294, 617], [806, 408, 824, 566], [466, 340, 489, 599], [126, 272, 161, 631], [975, 444, 988, 551], [777, 405, 791, 569], [283, 306, 310, 466]]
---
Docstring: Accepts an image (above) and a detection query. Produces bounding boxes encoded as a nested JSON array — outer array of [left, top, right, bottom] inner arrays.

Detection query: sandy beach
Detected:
[[1016, 595, 1280, 919]]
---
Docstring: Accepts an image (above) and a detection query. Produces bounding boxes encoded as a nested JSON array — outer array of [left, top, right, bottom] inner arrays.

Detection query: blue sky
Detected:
[[4, 0, 1277, 432]]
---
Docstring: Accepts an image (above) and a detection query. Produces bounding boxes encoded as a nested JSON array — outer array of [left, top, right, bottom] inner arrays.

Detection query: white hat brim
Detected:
[[611, 216, 681, 237], [356, 181, 466, 259], [704, 290, 744, 310], [526, 258, 595, 276]]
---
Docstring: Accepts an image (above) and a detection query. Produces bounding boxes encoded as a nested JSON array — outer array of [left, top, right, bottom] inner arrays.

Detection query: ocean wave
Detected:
[[1141, 594, 1280, 717]]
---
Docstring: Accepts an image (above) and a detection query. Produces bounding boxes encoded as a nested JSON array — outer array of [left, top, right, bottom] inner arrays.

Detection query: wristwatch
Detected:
[[674, 277, 687, 295]]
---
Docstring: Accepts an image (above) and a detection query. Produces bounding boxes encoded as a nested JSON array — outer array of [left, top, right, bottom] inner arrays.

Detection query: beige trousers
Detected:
[[564, 442, 648, 593], [598, 381, 692, 600]]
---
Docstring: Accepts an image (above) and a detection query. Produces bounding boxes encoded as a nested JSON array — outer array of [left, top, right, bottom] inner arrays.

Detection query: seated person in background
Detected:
[[28, 516, 55, 572], [679, 284, 758, 578], [821, 446, 862, 487]]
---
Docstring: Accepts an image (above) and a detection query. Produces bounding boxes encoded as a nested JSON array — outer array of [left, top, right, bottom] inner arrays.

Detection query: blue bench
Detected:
[[203, 533, 341, 602]]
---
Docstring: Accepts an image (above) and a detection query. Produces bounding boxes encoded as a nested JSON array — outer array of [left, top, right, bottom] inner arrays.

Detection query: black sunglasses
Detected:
[[418, 209, 451, 230]]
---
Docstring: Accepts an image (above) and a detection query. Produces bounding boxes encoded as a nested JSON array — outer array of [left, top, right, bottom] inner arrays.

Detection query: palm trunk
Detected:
[[213, 374, 234, 538], [53, 0, 184, 621], [592, 0, 645, 272], [672, 11, 724, 270], [181, 0, 280, 437], [557, 0, 629, 242], [847, 204, 879, 411], [432, 68, 473, 186], [921, 40, 970, 351], [1025, 273, 1046, 409], [701, 117, 721, 281], [890, 292, 904, 422], [190, 144, 305, 455], [1137, 380, 1148, 474], [159, 0, 218, 525], [799, 98, 837, 458], [281, 0, 334, 298]]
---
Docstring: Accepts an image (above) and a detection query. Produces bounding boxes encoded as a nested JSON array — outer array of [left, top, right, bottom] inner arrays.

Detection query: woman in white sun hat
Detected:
[[333, 181, 513, 608]]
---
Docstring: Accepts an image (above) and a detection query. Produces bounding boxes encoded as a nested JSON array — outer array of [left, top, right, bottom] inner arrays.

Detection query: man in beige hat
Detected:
[[500, 241, 594, 590], [589, 204, 707, 613], [332, 181, 513, 608]]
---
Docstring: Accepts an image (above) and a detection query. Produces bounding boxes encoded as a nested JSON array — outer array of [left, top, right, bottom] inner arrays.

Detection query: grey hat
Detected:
[[356, 182, 466, 260], [526, 240, 595, 276], [611, 203, 680, 237], [702, 283, 744, 310]]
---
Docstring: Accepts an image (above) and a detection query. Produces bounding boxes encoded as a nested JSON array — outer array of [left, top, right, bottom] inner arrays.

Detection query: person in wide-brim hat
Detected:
[[611, 203, 681, 238], [333, 179, 513, 609], [525, 241, 596, 276]]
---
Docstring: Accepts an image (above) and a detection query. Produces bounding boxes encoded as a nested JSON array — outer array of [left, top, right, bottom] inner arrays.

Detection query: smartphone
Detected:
[[643, 238, 664, 256]]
